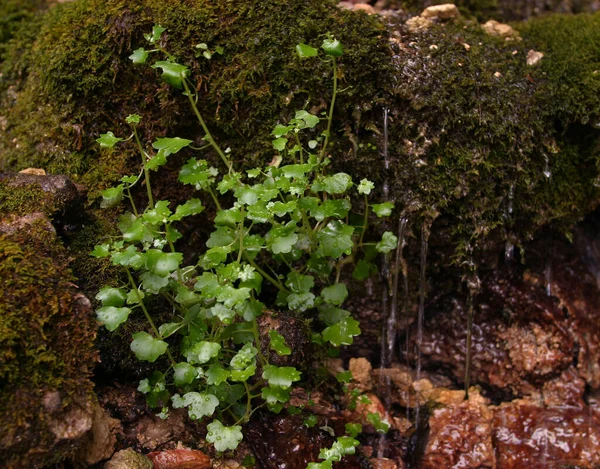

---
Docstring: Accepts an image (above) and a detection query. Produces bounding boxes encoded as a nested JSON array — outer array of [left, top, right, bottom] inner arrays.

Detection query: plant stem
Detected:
[[181, 78, 233, 172], [126, 268, 176, 365], [320, 57, 338, 160], [244, 254, 288, 293], [132, 127, 155, 209]]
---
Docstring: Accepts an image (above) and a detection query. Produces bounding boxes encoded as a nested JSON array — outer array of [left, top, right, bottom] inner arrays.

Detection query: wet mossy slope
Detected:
[[0, 1, 599, 257]]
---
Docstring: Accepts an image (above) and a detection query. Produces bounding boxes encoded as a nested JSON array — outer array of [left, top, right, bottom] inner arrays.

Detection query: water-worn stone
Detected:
[[148, 448, 212, 469], [420, 3, 460, 19], [421, 391, 495, 468], [482, 20, 520, 39]]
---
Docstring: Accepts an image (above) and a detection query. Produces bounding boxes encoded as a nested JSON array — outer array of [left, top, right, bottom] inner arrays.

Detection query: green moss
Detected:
[[0, 229, 97, 466]]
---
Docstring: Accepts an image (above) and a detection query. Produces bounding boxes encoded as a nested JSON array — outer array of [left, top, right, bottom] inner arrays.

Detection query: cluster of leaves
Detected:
[[92, 26, 397, 458]]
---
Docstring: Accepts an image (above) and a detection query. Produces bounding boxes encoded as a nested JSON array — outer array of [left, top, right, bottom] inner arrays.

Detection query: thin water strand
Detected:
[[415, 221, 430, 381]]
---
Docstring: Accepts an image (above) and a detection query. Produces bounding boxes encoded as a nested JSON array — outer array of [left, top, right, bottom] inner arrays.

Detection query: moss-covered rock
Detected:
[[1, 1, 599, 264], [0, 228, 98, 467]]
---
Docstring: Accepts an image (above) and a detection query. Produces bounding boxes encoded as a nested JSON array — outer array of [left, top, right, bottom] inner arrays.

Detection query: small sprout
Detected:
[[296, 43, 318, 58], [321, 37, 344, 57], [96, 131, 123, 148]]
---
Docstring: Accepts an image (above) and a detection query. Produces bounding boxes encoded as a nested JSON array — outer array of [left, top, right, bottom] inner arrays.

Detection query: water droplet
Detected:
[[543, 152, 552, 179], [505, 240, 514, 262]]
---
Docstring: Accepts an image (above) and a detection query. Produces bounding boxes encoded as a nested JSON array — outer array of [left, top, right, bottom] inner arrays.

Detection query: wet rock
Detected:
[[246, 414, 362, 469], [420, 391, 495, 468], [354, 3, 376, 14], [148, 448, 212, 469], [492, 401, 600, 467], [420, 3, 460, 20], [104, 448, 153, 469], [482, 20, 520, 40], [258, 312, 312, 369], [350, 357, 373, 391], [407, 272, 574, 397]]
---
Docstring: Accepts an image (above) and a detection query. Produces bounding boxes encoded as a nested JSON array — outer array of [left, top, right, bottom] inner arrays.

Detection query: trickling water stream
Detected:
[[415, 221, 430, 382]]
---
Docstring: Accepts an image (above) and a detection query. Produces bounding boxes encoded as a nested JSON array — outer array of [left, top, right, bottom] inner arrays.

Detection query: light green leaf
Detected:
[[185, 341, 221, 365], [172, 392, 219, 420], [91, 243, 110, 258], [140, 271, 169, 293], [111, 245, 144, 269], [152, 61, 189, 89], [142, 200, 172, 224], [281, 164, 314, 179], [273, 137, 288, 151], [272, 124, 292, 138], [371, 202, 394, 218], [96, 287, 127, 307], [294, 110, 320, 129], [230, 364, 256, 382], [321, 38, 344, 57], [145, 24, 165, 44], [319, 436, 359, 462], [316, 220, 354, 258], [357, 178, 375, 195], [100, 185, 124, 208], [296, 43, 318, 58], [173, 362, 197, 385], [152, 137, 193, 156], [179, 158, 218, 188], [367, 412, 390, 433], [287, 292, 315, 312], [209, 303, 236, 324], [312, 173, 353, 194], [285, 272, 314, 294], [310, 199, 351, 222], [376, 231, 398, 254], [320, 283, 348, 306], [170, 198, 204, 221], [206, 363, 230, 385], [206, 420, 243, 451], [158, 322, 182, 339], [261, 385, 290, 404], [129, 47, 149, 64], [269, 330, 291, 356], [352, 259, 377, 280], [96, 306, 131, 331], [262, 364, 301, 389], [267, 230, 298, 255], [97, 131, 123, 148], [145, 249, 182, 277], [230, 343, 257, 370], [126, 114, 141, 124], [145, 150, 168, 171], [130, 332, 168, 362], [322, 317, 361, 347]]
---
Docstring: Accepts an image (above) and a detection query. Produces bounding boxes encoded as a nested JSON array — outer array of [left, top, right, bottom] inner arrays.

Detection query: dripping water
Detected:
[[543, 152, 552, 179], [416, 221, 430, 381], [544, 260, 552, 297], [382, 216, 408, 369], [504, 183, 515, 263], [413, 221, 430, 432], [464, 269, 480, 400]]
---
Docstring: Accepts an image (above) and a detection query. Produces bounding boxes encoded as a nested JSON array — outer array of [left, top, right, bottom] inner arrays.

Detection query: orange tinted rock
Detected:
[[147, 448, 211, 469]]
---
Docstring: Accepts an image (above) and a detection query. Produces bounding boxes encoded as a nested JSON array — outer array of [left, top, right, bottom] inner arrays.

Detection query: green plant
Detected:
[[92, 26, 396, 454]]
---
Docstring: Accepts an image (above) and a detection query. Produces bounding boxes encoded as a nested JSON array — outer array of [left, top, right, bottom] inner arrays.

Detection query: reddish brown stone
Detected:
[[147, 448, 211, 469]]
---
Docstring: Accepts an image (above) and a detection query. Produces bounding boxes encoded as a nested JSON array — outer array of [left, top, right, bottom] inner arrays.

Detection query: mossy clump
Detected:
[[0, 0, 390, 200], [0, 230, 98, 467]]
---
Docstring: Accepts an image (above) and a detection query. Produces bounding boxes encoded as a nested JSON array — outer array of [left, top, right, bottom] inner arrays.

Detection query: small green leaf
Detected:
[[294, 110, 320, 129], [273, 137, 288, 151], [287, 292, 315, 312], [145, 150, 168, 171], [320, 283, 348, 306], [152, 61, 189, 89], [145, 24, 165, 44], [91, 243, 110, 258], [230, 364, 256, 382], [272, 124, 292, 138], [296, 43, 318, 58], [170, 198, 204, 221], [130, 332, 168, 362], [352, 259, 377, 280], [316, 221, 354, 258], [345, 422, 362, 438], [281, 164, 314, 179], [318, 304, 350, 326], [319, 436, 359, 462], [376, 231, 398, 254], [336, 370, 353, 383], [367, 412, 390, 433], [312, 173, 353, 194], [142, 200, 172, 224], [152, 137, 193, 156], [267, 230, 298, 255], [100, 185, 124, 208], [262, 364, 301, 389], [96, 287, 127, 307], [173, 362, 197, 386], [322, 317, 361, 347], [96, 306, 131, 331], [230, 343, 257, 370], [97, 131, 123, 148], [206, 363, 230, 385], [357, 178, 375, 195], [126, 114, 141, 124], [185, 341, 221, 365], [261, 385, 290, 404], [285, 272, 314, 294], [307, 462, 333, 469], [145, 249, 182, 277], [179, 158, 218, 189], [321, 37, 344, 57], [206, 420, 243, 451], [372, 202, 394, 217], [158, 322, 182, 338], [111, 245, 144, 269], [269, 330, 291, 356], [140, 271, 169, 293], [129, 47, 148, 64], [172, 392, 219, 420], [209, 303, 235, 324]]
